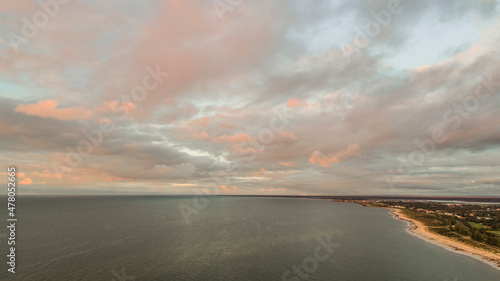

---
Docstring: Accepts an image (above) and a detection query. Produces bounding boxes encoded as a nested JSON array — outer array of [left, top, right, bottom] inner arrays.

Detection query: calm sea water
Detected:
[[0, 196, 499, 280]]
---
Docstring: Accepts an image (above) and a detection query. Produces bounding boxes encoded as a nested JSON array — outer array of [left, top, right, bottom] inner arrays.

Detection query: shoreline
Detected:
[[389, 208, 500, 271]]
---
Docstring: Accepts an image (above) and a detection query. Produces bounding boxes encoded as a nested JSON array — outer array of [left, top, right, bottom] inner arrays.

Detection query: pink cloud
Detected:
[[309, 143, 362, 167], [214, 133, 252, 143], [253, 168, 267, 176], [19, 178, 32, 185], [15, 100, 94, 121], [2, 172, 32, 185], [33, 170, 60, 179], [280, 161, 294, 167], [280, 131, 296, 139], [200, 117, 209, 127], [192, 131, 210, 140], [187, 117, 210, 128], [257, 187, 287, 192], [101, 176, 125, 181], [287, 98, 308, 108], [89, 0, 285, 118], [309, 151, 340, 167], [0, 1, 37, 12], [211, 133, 257, 154], [97, 101, 135, 113], [232, 145, 260, 156]]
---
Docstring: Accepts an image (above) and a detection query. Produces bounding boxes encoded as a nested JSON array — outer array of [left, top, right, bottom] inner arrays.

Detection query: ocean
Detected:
[[0, 196, 499, 280]]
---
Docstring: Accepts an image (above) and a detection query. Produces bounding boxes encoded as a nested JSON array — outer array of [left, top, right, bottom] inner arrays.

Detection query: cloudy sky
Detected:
[[1, 0, 499, 196]]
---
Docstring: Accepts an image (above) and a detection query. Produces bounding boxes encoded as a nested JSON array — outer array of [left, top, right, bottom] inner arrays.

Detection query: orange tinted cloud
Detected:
[[342, 143, 362, 158], [309, 143, 362, 167], [33, 170, 60, 178], [187, 116, 210, 128], [102, 176, 125, 181], [3, 172, 32, 185], [258, 187, 287, 192], [253, 168, 267, 176], [15, 100, 94, 121], [280, 131, 296, 139], [97, 101, 135, 113], [215, 133, 252, 143], [212, 133, 256, 153], [287, 98, 308, 108], [192, 131, 210, 139], [200, 117, 209, 127], [280, 161, 294, 166], [19, 178, 32, 185], [0, 1, 37, 11], [309, 151, 340, 167]]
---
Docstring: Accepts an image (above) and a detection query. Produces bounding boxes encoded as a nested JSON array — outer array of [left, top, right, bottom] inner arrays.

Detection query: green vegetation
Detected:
[[487, 230, 500, 236], [401, 209, 445, 228], [468, 222, 487, 229], [404, 209, 500, 250]]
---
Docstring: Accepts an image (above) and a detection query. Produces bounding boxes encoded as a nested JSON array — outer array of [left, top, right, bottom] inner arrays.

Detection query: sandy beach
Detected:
[[390, 208, 500, 270]]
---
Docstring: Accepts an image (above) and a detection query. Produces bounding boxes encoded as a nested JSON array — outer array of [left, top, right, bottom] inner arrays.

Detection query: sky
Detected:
[[0, 0, 499, 196]]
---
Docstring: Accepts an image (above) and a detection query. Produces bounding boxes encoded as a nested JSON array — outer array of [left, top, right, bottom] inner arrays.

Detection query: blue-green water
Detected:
[[0, 196, 499, 280]]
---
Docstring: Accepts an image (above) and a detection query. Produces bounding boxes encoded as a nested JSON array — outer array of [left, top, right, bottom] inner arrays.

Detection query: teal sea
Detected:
[[0, 196, 499, 280]]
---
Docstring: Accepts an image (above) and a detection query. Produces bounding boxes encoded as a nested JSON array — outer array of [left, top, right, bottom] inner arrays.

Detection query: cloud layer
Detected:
[[1, 0, 499, 196]]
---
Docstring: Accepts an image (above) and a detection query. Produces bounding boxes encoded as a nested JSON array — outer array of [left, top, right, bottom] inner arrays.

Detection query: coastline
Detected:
[[389, 208, 500, 271]]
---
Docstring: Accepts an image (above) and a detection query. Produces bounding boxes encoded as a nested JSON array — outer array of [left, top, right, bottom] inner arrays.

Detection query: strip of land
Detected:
[[332, 199, 500, 270], [391, 208, 500, 270]]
